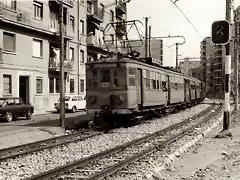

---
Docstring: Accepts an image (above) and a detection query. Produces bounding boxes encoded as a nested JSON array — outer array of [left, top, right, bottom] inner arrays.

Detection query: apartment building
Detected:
[[179, 57, 200, 76], [200, 37, 213, 83], [128, 39, 164, 65], [0, 0, 87, 113], [87, 0, 127, 62]]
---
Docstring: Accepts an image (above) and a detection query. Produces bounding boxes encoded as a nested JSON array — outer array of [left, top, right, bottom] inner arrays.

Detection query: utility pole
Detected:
[[176, 43, 179, 71], [149, 25, 151, 58], [234, 10, 239, 111], [59, 0, 65, 129], [145, 17, 148, 58]]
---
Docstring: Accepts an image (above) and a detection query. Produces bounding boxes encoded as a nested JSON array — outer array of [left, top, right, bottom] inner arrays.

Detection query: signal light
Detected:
[[211, 20, 230, 45]]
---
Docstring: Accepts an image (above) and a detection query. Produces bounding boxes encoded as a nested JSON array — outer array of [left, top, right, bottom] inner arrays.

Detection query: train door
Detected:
[[137, 68, 143, 108], [167, 75, 171, 105]]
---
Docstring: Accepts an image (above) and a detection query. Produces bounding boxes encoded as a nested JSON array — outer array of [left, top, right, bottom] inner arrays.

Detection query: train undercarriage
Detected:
[[88, 98, 204, 131]]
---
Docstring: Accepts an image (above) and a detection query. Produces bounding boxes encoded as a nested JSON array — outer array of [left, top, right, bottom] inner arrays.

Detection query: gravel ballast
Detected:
[[0, 102, 211, 180]]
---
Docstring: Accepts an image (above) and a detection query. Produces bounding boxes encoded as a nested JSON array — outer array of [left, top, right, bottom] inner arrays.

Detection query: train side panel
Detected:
[[168, 74, 185, 104]]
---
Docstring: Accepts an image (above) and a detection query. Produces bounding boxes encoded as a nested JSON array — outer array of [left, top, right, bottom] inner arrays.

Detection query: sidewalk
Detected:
[[160, 111, 240, 180], [0, 126, 65, 149]]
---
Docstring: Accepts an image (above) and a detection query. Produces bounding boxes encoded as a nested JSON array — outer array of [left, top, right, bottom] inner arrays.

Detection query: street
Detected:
[[0, 110, 93, 134]]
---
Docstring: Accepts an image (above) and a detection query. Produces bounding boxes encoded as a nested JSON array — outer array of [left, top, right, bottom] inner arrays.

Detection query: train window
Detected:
[[100, 69, 111, 87], [146, 70, 150, 89], [162, 81, 167, 90], [86, 68, 97, 87], [113, 70, 118, 87], [157, 80, 159, 89], [128, 68, 136, 86]]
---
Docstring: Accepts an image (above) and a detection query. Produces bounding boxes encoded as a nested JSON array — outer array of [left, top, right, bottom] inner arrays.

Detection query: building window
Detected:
[[32, 39, 43, 57], [49, 78, 54, 93], [36, 77, 43, 94], [87, 1, 92, 14], [80, 50, 84, 63], [3, 32, 16, 52], [33, 1, 43, 19], [80, 79, 84, 92], [70, 16, 75, 32], [69, 47, 74, 61], [100, 4, 105, 18], [55, 78, 60, 93], [80, 20, 84, 34], [3, 75, 12, 95], [110, 10, 114, 21], [4, 0, 16, 10], [70, 79, 74, 93], [110, 34, 114, 44], [80, 0, 84, 5]]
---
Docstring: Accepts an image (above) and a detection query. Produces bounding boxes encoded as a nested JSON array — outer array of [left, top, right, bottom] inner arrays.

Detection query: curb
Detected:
[[147, 114, 224, 179]]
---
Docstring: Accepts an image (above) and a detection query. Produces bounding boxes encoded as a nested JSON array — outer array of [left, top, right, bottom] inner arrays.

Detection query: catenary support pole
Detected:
[[77, 0, 80, 95], [145, 17, 148, 58], [234, 10, 239, 111], [59, 0, 65, 129], [176, 43, 179, 71], [149, 25, 151, 58]]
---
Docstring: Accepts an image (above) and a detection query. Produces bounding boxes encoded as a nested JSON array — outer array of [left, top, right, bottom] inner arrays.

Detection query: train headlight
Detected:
[[88, 96, 97, 104], [116, 95, 124, 105]]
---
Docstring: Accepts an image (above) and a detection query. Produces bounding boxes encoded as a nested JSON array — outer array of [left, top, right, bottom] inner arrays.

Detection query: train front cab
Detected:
[[86, 62, 130, 116]]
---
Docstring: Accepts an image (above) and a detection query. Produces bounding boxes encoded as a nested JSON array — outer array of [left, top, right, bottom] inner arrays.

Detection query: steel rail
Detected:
[[87, 104, 223, 180], [0, 130, 102, 161], [25, 101, 218, 180]]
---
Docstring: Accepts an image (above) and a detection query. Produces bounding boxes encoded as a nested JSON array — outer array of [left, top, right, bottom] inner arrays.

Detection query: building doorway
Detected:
[[19, 76, 29, 104]]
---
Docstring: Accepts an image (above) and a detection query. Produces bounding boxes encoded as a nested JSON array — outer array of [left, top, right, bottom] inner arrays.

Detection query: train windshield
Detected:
[[100, 69, 111, 88], [86, 67, 126, 88]]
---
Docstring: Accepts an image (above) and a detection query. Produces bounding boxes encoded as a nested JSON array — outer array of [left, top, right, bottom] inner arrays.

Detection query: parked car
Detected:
[[54, 95, 86, 113], [0, 97, 34, 122]]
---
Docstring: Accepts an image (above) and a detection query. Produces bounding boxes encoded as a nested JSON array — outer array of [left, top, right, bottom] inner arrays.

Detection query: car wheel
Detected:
[[5, 112, 13, 122], [26, 110, 32, 120], [72, 106, 76, 113]]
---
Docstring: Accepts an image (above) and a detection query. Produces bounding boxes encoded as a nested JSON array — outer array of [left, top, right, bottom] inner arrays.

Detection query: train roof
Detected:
[[87, 55, 203, 83]]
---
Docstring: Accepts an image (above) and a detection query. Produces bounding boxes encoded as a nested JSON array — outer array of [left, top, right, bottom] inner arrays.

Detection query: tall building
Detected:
[[200, 37, 213, 84], [179, 57, 200, 76], [87, 0, 127, 62], [128, 39, 164, 65], [0, 0, 87, 113]]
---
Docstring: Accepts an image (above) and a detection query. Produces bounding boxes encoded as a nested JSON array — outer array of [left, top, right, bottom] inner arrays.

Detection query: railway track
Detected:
[[0, 129, 102, 161], [25, 101, 221, 180]]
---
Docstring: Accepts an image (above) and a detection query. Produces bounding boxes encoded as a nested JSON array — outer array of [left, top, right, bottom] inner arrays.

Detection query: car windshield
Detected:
[[0, 99, 5, 107], [58, 96, 71, 102]]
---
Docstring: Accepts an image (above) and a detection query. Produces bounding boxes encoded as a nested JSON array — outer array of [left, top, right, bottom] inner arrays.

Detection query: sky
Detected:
[[127, 0, 240, 67]]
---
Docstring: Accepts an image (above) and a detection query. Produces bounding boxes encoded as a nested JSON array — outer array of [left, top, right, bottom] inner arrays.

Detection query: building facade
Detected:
[[200, 37, 213, 84], [87, 0, 127, 62], [179, 57, 200, 76], [128, 39, 164, 65], [0, 0, 87, 114]]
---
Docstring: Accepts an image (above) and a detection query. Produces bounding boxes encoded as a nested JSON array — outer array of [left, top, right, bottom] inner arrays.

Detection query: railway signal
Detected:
[[211, 20, 230, 45]]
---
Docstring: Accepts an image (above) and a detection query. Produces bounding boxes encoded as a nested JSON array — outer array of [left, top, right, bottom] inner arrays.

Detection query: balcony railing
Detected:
[[87, 6, 104, 23], [87, 34, 104, 48], [49, 57, 74, 71], [116, 0, 126, 14]]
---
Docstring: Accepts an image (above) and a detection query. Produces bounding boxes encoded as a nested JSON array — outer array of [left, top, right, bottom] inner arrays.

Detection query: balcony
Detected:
[[87, 5, 104, 23], [116, 0, 126, 15], [87, 34, 105, 49], [49, 58, 74, 72]]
